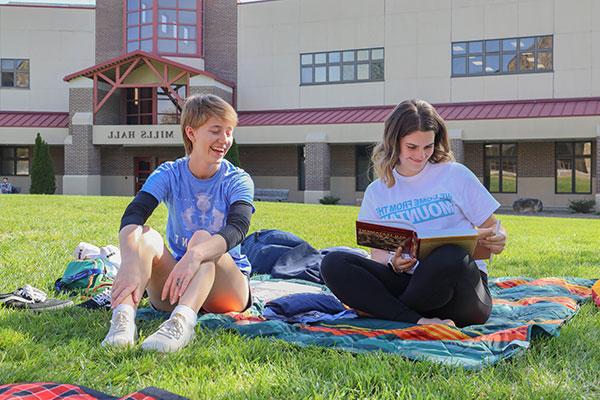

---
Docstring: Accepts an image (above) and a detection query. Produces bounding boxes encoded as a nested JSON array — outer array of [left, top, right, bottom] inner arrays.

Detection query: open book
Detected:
[[356, 219, 491, 260]]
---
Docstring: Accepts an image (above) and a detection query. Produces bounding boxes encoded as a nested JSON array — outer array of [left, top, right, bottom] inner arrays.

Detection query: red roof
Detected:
[[238, 97, 600, 127], [0, 111, 69, 128], [63, 50, 235, 88]]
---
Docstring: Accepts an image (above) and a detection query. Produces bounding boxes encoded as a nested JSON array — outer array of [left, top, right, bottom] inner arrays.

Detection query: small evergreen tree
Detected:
[[225, 139, 241, 167], [30, 133, 56, 194]]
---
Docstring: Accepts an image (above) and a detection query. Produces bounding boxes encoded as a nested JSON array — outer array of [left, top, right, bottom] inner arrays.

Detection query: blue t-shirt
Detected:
[[141, 157, 255, 274]]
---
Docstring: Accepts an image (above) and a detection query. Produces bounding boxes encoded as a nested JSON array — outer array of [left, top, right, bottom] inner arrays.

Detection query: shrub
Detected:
[[225, 139, 241, 167], [319, 195, 340, 205], [568, 199, 596, 214], [30, 133, 56, 194]]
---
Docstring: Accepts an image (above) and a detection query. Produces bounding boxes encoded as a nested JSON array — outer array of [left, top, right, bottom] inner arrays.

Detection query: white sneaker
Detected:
[[141, 313, 196, 353], [101, 310, 137, 347]]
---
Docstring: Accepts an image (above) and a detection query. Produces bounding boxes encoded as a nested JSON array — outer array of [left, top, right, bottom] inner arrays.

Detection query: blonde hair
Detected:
[[371, 99, 454, 187], [180, 94, 238, 155]]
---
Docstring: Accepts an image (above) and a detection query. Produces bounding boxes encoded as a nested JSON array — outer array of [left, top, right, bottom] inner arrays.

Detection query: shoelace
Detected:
[[15, 285, 47, 303], [156, 314, 185, 340], [110, 311, 131, 333], [92, 288, 112, 306]]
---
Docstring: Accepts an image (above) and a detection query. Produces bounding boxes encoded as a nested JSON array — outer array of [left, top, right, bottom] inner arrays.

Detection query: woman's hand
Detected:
[[111, 260, 147, 308], [162, 253, 201, 305], [477, 216, 507, 255], [417, 317, 456, 326], [388, 246, 417, 274]]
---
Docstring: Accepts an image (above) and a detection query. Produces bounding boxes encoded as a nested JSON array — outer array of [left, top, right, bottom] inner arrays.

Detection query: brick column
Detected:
[[203, 0, 237, 84], [63, 78, 102, 195], [303, 133, 331, 203], [95, 0, 123, 63], [448, 129, 464, 163]]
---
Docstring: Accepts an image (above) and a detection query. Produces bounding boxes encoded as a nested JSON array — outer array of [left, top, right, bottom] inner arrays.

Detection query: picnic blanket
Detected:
[[188, 276, 599, 369], [0, 382, 187, 400]]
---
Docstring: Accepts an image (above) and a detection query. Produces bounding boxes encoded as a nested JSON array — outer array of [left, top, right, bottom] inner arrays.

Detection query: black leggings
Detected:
[[320, 245, 492, 327]]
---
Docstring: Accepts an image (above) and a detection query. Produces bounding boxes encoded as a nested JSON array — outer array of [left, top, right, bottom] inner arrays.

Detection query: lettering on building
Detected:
[[107, 129, 175, 140]]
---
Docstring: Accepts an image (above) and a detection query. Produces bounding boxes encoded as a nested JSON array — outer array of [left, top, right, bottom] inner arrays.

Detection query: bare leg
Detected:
[[147, 230, 249, 313], [103, 225, 167, 347], [140, 230, 249, 353]]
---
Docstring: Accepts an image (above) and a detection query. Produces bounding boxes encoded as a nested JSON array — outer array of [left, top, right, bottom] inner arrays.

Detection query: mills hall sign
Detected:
[[93, 125, 182, 146]]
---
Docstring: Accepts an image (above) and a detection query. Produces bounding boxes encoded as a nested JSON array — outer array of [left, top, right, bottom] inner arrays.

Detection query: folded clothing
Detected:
[[0, 285, 73, 311], [264, 292, 358, 323]]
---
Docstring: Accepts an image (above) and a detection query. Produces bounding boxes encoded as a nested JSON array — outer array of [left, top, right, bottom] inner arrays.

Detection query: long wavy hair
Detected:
[[371, 99, 454, 187]]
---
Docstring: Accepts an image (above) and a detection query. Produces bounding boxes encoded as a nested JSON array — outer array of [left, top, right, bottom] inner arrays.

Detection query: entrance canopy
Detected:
[[64, 50, 234, 118]]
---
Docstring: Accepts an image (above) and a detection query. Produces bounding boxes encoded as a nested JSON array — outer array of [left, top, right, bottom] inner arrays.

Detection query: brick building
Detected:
[[0, 0, 599, 210]]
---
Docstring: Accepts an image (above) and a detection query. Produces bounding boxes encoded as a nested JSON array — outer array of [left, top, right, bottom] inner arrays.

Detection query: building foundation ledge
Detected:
[[304, 190, 330, 204], [63, 175, 101, 195]]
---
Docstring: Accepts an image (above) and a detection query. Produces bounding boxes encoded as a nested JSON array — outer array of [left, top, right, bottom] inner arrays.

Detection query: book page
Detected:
[[418, 236, 478, 260]]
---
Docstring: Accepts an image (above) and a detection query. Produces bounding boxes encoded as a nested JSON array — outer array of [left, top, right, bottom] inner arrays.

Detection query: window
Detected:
[[1, 59, 30, 88], [300, 47, 384, 85], [298, 145, 305, 191], [126, 0, 202, 56], [452, 35, 552, 77], [0, 147, 30, 175], [125, 87, 153, 124], [356, 144, 374, 191], [125, 85, 186, 125], [484, 143, 517, 193], [157, 84, 185, 124], [126, 0, 154, 52], [555, 141, 592, 194]]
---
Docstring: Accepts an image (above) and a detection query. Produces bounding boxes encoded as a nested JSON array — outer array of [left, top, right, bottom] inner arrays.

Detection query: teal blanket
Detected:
[[140, 276, 597, 369]]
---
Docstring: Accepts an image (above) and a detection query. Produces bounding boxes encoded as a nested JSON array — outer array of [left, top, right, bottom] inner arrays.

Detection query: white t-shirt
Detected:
[[358, 161, 500, 273]]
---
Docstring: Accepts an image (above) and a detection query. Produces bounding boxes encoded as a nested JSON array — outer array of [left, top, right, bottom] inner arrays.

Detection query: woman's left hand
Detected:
[[389, 246, 418, 274], [477, 226, 507, 255], [162, 255, 200, 305]]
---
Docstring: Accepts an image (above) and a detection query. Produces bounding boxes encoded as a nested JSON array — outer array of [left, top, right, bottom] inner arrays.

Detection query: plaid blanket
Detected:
[[193, 276, 599, 369], [0, 382, 187, 400]]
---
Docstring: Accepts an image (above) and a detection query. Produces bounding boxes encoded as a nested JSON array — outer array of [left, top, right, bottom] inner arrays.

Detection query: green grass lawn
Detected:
[[1, 195, 599, 399]]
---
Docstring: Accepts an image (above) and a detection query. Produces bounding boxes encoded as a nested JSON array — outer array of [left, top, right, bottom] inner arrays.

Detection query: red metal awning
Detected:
[[0, 111, 69, 128], [238, 97, 600, 127], [63, 50, 234, 88]]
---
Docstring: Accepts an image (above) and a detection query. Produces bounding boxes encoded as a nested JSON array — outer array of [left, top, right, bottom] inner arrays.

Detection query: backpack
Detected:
[[55, 258, 112, 293]]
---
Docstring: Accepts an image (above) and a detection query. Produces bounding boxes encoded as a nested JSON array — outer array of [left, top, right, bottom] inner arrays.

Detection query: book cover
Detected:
[[356, 220, 490, 260]]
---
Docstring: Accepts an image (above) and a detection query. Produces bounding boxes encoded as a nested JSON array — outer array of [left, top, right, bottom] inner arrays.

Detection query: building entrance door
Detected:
[[134, 157, 157, 192], [134, 157, 172, 192]]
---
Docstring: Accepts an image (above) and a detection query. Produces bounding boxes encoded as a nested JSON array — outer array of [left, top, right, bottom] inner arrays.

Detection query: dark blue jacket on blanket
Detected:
[[241, 229, 368, 283]]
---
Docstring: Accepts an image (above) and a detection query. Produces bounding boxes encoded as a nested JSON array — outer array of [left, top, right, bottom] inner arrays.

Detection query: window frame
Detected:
[[300, 47, 385, 86], [554, 141, 593, 194], [483, 143, 518, 194], [451, 35, 553, 78], [0, 146, 30, 176], [355, 144, 374, 192], [123, 84, 186, 125], [124, 0, 203, 57], [0, 59, 30, 89], [297, 145, 305, 191]]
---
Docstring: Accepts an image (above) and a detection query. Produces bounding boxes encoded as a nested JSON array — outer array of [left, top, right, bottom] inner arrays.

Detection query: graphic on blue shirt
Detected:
[[376, 193, 455, 224], [141, 158, 254, 274]]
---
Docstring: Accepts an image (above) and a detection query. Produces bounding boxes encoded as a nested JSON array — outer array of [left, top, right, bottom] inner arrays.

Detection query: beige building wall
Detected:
[[0, 5, 95, 112], [236, 117, 600, 145], [238, 0, 600, 111]]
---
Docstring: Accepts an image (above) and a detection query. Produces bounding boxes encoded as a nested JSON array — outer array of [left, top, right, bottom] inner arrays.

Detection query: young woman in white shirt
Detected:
[[321, 99, 507, 327]]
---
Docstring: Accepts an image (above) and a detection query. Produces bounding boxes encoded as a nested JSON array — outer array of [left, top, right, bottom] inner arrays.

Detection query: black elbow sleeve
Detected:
[[119, 191, 159, 231], [216, 201, 253, 251]]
